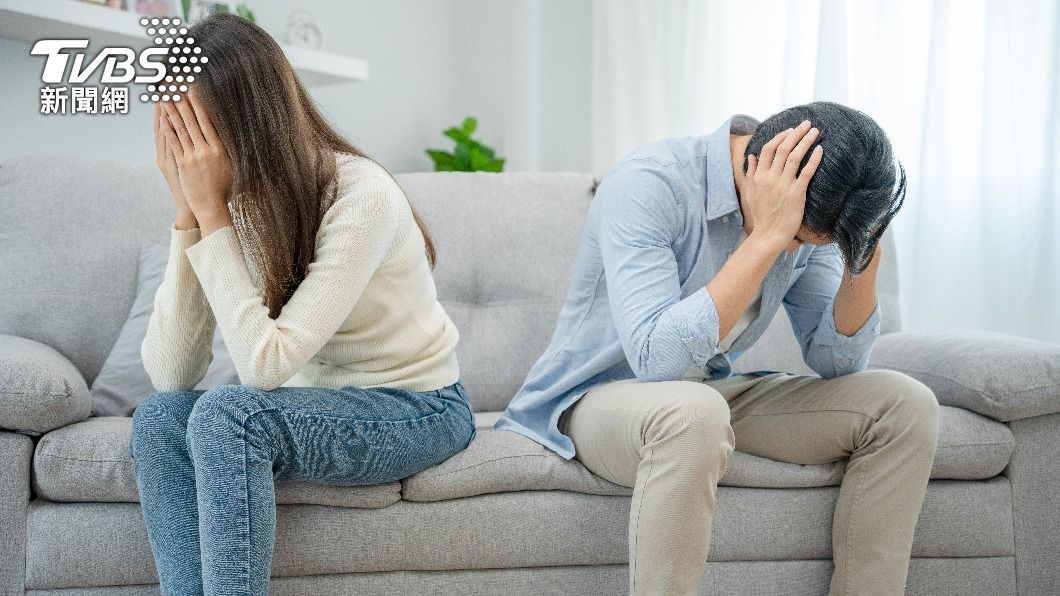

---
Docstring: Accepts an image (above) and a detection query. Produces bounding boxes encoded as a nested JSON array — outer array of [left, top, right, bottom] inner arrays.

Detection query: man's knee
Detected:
[[645, 381, 735, 461], [861, 369, 940, 446]]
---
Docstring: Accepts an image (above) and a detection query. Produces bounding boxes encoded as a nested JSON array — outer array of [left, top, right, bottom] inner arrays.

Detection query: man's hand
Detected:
[[705, 122, 825, 342], [743, 120, 823, 249], [159, 90, 233, 236]]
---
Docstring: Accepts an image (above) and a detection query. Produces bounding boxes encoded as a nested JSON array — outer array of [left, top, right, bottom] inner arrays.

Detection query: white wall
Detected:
[[250, 0, 465, 173], [456, 0, 593, 173], [0, 0, 594, 174], [0, 36, 157, 166]]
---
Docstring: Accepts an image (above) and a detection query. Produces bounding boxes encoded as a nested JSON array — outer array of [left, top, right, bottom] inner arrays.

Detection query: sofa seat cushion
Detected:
[[24, 478, 1013, 588], [32, 416, 400, 508], [403, 405, 1015, 501]]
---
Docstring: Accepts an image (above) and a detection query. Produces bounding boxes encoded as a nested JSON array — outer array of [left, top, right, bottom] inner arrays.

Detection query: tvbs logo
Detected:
[[32, 17, 206, 114], [31, 39, 167, 84]]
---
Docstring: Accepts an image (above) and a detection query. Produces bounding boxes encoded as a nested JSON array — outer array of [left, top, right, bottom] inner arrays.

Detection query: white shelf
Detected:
[[0, 0, 367, 86]]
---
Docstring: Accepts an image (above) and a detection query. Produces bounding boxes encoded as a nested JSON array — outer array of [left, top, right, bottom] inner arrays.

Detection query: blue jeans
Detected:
[[129, 381, 476, 596]]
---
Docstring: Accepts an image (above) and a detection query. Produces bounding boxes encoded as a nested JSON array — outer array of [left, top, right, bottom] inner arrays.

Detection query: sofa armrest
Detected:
[[868, 329, 1060, 422], [0, 430, 33, 595], [0, 334, 92, 435], [1006, 412, 1060, 594]]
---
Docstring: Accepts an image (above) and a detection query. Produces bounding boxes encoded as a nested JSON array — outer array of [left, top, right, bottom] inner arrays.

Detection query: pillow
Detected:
[[868, 329, 1060, 422], [89, 242, 238, 417], [0, 334, 92, 435]]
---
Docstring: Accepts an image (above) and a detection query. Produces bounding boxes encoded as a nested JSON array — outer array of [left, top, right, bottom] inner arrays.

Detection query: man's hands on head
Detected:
[[743, 120, 823, 251], [706, 121, 824, 344], [709, 120, 879, 347]]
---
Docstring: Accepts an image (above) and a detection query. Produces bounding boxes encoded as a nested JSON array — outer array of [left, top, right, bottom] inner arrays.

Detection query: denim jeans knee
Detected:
[[130, 390, 204, 462]]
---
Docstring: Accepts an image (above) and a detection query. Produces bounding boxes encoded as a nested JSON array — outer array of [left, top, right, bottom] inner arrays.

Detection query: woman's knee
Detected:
[[187, 385, 246, 437], [186, 385, 273, 459], [130, 390, 201, 460]]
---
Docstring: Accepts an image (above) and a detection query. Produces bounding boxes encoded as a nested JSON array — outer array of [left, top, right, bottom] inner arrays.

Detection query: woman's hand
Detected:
[[743, 120, 823, 249], [154, 102, 197, 230], [160, 90, 234, 235]]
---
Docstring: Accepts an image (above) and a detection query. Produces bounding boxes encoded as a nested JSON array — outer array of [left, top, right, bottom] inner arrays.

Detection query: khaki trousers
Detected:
[[558, 369, 940, 596]]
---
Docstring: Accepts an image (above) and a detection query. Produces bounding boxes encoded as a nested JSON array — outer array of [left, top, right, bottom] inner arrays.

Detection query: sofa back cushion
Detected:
[[0, 156, 173, 386], [395, 172, 596, 412]]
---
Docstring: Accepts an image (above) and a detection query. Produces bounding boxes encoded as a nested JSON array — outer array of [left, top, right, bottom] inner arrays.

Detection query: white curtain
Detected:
[[592, 0, 1060, 344]]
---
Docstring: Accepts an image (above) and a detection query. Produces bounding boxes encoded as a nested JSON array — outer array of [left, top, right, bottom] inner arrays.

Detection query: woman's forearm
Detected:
[[174, 205, 198, 231], [141, 225, 217, 391]]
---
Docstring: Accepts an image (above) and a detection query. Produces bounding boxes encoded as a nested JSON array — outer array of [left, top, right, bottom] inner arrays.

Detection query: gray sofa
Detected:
[[2, 155, 1059, 596]]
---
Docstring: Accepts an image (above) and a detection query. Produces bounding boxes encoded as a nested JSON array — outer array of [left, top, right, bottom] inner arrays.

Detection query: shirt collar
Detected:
[[705, 113, 760, 221]]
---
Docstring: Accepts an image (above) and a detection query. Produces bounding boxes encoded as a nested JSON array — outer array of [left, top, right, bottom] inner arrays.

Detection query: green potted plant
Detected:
[[182, 1, 255, 23], [426, 117, 505, 172]]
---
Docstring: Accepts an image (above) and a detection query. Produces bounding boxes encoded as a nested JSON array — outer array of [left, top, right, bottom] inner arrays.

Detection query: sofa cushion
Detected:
[[24, 478, 1013, 588], [472, 410, 502, 430], [394, 172, 597, 413], [0, 335, 92, 436], [404, 405, 1015, 501], [0, 156, 175, 387], [32, 416, 400, 508], [403, 428, 634, 501], [869, 329, 1060, 422], [89, 243, 239, 418], [933, 405, 1017, 478]]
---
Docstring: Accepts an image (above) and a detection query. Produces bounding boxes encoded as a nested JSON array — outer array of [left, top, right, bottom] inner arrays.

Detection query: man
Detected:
[[494, 102, 940, 596]]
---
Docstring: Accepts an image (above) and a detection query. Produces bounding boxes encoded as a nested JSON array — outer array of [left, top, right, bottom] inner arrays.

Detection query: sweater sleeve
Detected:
[[183, 177, 401, 391], [141, 224, 218, 391]]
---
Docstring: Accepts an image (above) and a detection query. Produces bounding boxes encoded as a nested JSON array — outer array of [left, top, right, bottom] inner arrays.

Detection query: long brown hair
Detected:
[[182, 13, 436, 319]]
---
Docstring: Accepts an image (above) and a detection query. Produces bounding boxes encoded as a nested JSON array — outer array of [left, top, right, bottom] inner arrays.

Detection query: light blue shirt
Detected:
[[494, 114, 882, 460]]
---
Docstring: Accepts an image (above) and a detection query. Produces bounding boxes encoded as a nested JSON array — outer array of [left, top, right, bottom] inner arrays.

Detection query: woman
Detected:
[[128, 13, 476, 596]]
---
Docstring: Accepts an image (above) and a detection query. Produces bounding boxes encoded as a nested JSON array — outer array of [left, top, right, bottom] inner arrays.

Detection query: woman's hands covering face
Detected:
[[158, 90, 233, 223], [153, 101, 188, 208]]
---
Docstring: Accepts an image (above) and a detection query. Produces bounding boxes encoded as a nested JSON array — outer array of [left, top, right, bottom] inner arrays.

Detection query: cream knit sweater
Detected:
[[141, 153, 460, 393]]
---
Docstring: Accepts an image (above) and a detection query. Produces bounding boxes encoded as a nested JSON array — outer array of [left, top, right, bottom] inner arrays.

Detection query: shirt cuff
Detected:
[[183, 225, 258, 317], [171, 223, 202, 250], [811, 296, 881, 358], [663, 285, 721, 366], [166, 224, 207, 299]]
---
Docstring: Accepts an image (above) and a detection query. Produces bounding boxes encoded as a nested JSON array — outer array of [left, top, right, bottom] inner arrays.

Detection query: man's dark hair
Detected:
[[742, 101, 906, 274]]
